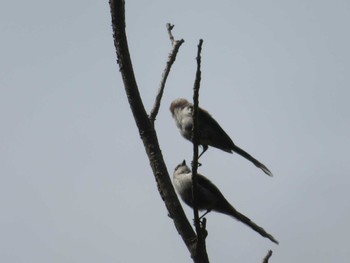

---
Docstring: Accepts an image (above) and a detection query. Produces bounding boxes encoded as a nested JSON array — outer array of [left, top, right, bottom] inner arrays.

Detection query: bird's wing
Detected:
[[195, 174, 231, 210], [198, 108, 235, 152]]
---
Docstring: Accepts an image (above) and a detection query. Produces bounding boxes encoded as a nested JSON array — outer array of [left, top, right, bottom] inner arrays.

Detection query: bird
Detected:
[[173, 160, 278, 244], [170, 98, 272, 176]]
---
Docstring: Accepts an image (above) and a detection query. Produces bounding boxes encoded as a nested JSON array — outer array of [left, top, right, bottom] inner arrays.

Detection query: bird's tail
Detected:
[[225, 206, 279, 244], [231, 144, 273, 176]]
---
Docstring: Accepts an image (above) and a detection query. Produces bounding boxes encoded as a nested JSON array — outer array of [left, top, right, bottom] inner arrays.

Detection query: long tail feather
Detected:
[[228, 207, 279, 244], [232, 145, 273, 176]]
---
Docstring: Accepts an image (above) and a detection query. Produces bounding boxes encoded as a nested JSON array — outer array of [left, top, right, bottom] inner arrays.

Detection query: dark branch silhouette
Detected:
[[191, 39, 209, 261], [262, 250, 273, 263]]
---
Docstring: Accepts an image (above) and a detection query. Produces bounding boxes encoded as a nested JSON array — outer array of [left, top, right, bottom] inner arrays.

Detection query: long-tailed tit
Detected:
[[170, 98, 272, 176], [173, 160, 278, 244]]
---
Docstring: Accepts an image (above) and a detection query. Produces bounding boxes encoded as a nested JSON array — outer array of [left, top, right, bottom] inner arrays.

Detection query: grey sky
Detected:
[[1, 0, 349, 262]]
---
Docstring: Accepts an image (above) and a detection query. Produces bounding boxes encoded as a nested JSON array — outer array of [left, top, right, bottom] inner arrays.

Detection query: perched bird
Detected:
[[173, 160, 278, 244], [170, 98, 272, 176]]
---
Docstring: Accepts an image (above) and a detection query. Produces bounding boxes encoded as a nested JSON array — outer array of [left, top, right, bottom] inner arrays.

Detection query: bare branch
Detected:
[[262, 250, 273, 263], [191, 39, 203, 230], [109, 0, 198, 259], [167, 23, 175, 44], [191, 39, 209, 262], [149, 24, 184, 123]]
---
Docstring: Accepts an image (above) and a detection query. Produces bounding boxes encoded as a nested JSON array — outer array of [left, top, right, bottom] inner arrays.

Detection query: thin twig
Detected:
[[149, 24, 184, 123], [192, 39, 203, 233], [167, 23, 175, 44], [191, 39, 207, 259], [262, 250, 273, 263]]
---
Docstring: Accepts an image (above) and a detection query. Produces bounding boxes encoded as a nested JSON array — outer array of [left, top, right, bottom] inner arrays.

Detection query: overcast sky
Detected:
[[1, 0, 350, 262]]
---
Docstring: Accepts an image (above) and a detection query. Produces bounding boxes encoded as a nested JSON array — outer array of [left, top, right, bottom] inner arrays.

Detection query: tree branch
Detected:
[[191, 39, 204, 228], [167, 23, 175, 44], [109, 0, 198, 259], [149, 24, 184, 123], [191, 39, 209, 262], [262, 250, 273, 263]]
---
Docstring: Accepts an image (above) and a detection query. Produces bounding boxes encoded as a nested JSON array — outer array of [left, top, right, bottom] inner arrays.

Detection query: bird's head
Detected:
[[174, 160, 191, 175], [169, 98, 190, 115]]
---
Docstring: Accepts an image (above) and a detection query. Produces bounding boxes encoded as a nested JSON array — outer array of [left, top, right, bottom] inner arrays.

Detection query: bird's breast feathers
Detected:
[[173, 172, 192, 196], [173, 107, 193, 138]]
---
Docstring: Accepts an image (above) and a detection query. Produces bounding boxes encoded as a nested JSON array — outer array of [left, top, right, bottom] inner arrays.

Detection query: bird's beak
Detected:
[[181, 160, 186, 166]]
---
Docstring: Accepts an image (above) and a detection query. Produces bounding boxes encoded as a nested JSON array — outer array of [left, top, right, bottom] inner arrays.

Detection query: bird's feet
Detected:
[[191, 161, 202, 168]]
